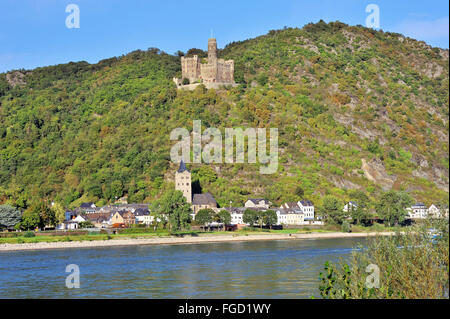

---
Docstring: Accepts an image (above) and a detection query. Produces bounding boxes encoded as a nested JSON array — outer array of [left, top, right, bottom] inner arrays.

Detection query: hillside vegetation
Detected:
[[0, 21, 448, 210]]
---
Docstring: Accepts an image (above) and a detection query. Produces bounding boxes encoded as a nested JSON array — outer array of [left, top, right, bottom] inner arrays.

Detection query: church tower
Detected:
[[175, 160, 192, 203]]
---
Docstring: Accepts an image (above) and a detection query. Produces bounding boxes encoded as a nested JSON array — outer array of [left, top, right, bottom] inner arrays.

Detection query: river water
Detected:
[[0, 237, 367, 298]]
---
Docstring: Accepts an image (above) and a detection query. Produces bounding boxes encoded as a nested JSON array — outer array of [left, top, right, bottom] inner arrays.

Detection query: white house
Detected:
[[73, 215, 86, 223], [428, 204, 441, 218], [297, 200, 315, 220], [245, 199, 272, 209], [134, 208, 151, 224], [407, 203, 428, 219], [276, 209, 304, 226], [57, 220, 79, 230], [225, 208, 245, 225], [343, 201, 358, 213]]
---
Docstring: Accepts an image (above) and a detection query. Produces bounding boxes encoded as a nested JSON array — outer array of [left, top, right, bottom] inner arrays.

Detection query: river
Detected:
[[0, 237, 367, 298]]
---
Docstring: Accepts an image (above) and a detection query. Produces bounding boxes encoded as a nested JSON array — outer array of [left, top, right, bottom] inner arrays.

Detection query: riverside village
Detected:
[[0, 38, 448, 236], [21, 160, 450, 233]]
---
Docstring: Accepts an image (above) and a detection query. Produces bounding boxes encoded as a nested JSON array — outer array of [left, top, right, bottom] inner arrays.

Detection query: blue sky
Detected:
[[0, 0, 448, 73]]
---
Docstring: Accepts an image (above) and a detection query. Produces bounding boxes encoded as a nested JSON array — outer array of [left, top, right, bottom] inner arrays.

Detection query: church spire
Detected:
[[177, 160, 190, 173]]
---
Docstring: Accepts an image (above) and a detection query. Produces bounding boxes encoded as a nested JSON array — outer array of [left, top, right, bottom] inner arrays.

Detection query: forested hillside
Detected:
[[0, 21, 448, 210]]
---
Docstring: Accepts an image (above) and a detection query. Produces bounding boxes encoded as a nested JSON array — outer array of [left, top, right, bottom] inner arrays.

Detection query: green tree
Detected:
[[350, 205, 371, 226], [0, 205, 22, 229], [262, 210, 278, 229], [20, 209, 41, 230], [151, 190, 192, 232], [243, 209, 258, 227], [375, 191, 413, 227], [217, 210, 231, 231], [196, 208, 215, 230], [322, 195, 346, 225]]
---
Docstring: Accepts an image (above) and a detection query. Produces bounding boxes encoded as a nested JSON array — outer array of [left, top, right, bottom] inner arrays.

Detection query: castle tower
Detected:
[[175, 160, 192, 203], [208, 38, 218, 62]]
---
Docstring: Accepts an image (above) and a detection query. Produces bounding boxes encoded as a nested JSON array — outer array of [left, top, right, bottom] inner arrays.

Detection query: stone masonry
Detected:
[[173, 38, 236, 90]]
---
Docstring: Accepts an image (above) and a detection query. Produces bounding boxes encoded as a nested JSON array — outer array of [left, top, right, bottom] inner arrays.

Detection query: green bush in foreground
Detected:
[[23, 231, 35, 238], [319, 219, 449, 299]]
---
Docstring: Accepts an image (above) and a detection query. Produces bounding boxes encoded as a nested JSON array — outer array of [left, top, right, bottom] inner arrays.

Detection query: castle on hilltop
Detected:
[[173, 38, 236, 90]]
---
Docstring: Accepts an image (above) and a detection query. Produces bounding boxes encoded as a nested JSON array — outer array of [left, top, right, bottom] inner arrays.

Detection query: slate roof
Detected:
[[299, 200, 314, 206], [282, 202, 300, 209], [192, 193, 217, 205], [134, 208, 150, 216], [80, 202, 95, 208], [82, 212, 112, 223], [277, 208, 304, 215], [177, 160, 190, 173], [247, 198, 270, 205]]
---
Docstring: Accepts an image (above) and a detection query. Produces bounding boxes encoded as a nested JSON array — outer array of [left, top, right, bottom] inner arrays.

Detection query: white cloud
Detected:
[[392, 17, 449, 40]]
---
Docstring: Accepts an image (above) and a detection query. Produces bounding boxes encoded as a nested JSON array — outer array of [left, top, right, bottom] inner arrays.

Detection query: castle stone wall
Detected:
[[174, 38, 235, 89]]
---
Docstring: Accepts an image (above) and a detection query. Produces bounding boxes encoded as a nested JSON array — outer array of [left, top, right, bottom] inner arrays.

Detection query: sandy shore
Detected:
[[0, 232, 394, 252]]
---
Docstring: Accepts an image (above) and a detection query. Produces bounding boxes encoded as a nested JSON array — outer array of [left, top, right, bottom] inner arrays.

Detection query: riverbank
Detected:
[[0, 231, 394, 252]]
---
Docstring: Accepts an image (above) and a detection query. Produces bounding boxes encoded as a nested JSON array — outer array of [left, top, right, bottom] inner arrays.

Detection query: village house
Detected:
[[428, 204, 441, 218], [110, 211, 136, 227], [77, 202, 98, 214], [343, 201, 358, 214], [407, 203, 428, 219], [83, 212, 113, 228], [280, 202, 300, 209], [245, 198, 272, 209], [225, 207, 246, 226], [276, 209, 304, 226], [280, 200, 315, 221], [297, 200, 315, 220], [134, 208, 152, 225]]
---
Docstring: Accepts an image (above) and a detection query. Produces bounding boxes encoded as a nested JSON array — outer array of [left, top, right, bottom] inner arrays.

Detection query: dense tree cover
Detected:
[[0, 21, 448, 211]]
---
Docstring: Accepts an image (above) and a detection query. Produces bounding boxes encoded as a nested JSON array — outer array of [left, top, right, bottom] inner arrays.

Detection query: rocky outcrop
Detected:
[[361, 158, 396, 190]]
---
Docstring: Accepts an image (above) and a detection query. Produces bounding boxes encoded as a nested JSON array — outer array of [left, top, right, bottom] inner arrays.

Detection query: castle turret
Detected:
[[208, 38, 217, 62]]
